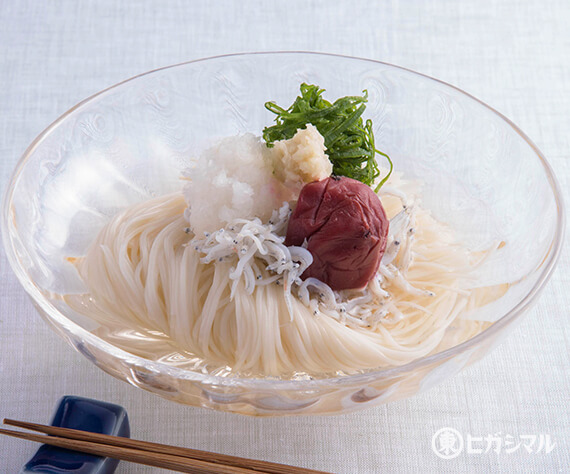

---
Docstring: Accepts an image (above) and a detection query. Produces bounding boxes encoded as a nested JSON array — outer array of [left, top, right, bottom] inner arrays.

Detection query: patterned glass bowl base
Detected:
[[2, 53, 564, 415]]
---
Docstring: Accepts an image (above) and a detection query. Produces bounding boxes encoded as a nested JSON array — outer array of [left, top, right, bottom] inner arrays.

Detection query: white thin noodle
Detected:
[[67, 187, 506, 376]]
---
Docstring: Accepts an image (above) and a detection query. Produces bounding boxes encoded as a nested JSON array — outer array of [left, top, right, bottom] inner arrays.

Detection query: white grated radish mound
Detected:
[[183, 128, 333, 237], [182, 134, 291, 236]]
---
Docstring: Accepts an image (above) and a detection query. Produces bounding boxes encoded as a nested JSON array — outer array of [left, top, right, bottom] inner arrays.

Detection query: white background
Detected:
[[1, 1, 568, 472]]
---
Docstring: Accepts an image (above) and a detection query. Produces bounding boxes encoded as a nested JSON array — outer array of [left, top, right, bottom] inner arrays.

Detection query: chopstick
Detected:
[[1, 418, 330, 474]]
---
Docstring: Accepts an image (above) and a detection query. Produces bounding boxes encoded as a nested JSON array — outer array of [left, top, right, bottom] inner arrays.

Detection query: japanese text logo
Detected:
[[432, 427, 556, 459]]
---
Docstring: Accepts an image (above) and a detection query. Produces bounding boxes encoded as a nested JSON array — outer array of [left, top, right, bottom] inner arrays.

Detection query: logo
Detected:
[[432, 427, 464, 459], [431, 428, 556, 458]]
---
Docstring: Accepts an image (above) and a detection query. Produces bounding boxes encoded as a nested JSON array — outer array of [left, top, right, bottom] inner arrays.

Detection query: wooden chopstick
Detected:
[[0, 426, 250, 473], [2, 418, 330, 474]]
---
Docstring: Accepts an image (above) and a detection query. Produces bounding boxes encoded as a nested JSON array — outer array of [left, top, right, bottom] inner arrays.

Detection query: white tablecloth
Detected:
[[1, 1, 568, 472]]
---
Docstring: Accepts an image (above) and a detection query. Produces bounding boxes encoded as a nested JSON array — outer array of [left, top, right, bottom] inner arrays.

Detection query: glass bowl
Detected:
[[2, 52, 564, 416]]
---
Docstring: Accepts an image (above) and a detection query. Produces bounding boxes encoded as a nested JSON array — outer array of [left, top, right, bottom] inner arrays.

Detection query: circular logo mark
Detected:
[[432, 427, 464, 459]]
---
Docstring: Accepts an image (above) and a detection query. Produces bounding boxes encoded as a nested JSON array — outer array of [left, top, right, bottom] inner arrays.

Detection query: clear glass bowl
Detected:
[[2, 52, 564, 416]]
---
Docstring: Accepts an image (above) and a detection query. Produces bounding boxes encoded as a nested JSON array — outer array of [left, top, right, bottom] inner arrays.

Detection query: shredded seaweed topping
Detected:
[[262, 83, 392, 191]]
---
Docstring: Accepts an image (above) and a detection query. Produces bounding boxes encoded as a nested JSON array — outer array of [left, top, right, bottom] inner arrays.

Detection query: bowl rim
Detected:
[[2, 51, 566, 390]]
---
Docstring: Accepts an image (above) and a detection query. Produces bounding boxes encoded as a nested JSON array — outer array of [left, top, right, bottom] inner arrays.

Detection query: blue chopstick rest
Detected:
[[21, 396, 130, 474]]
